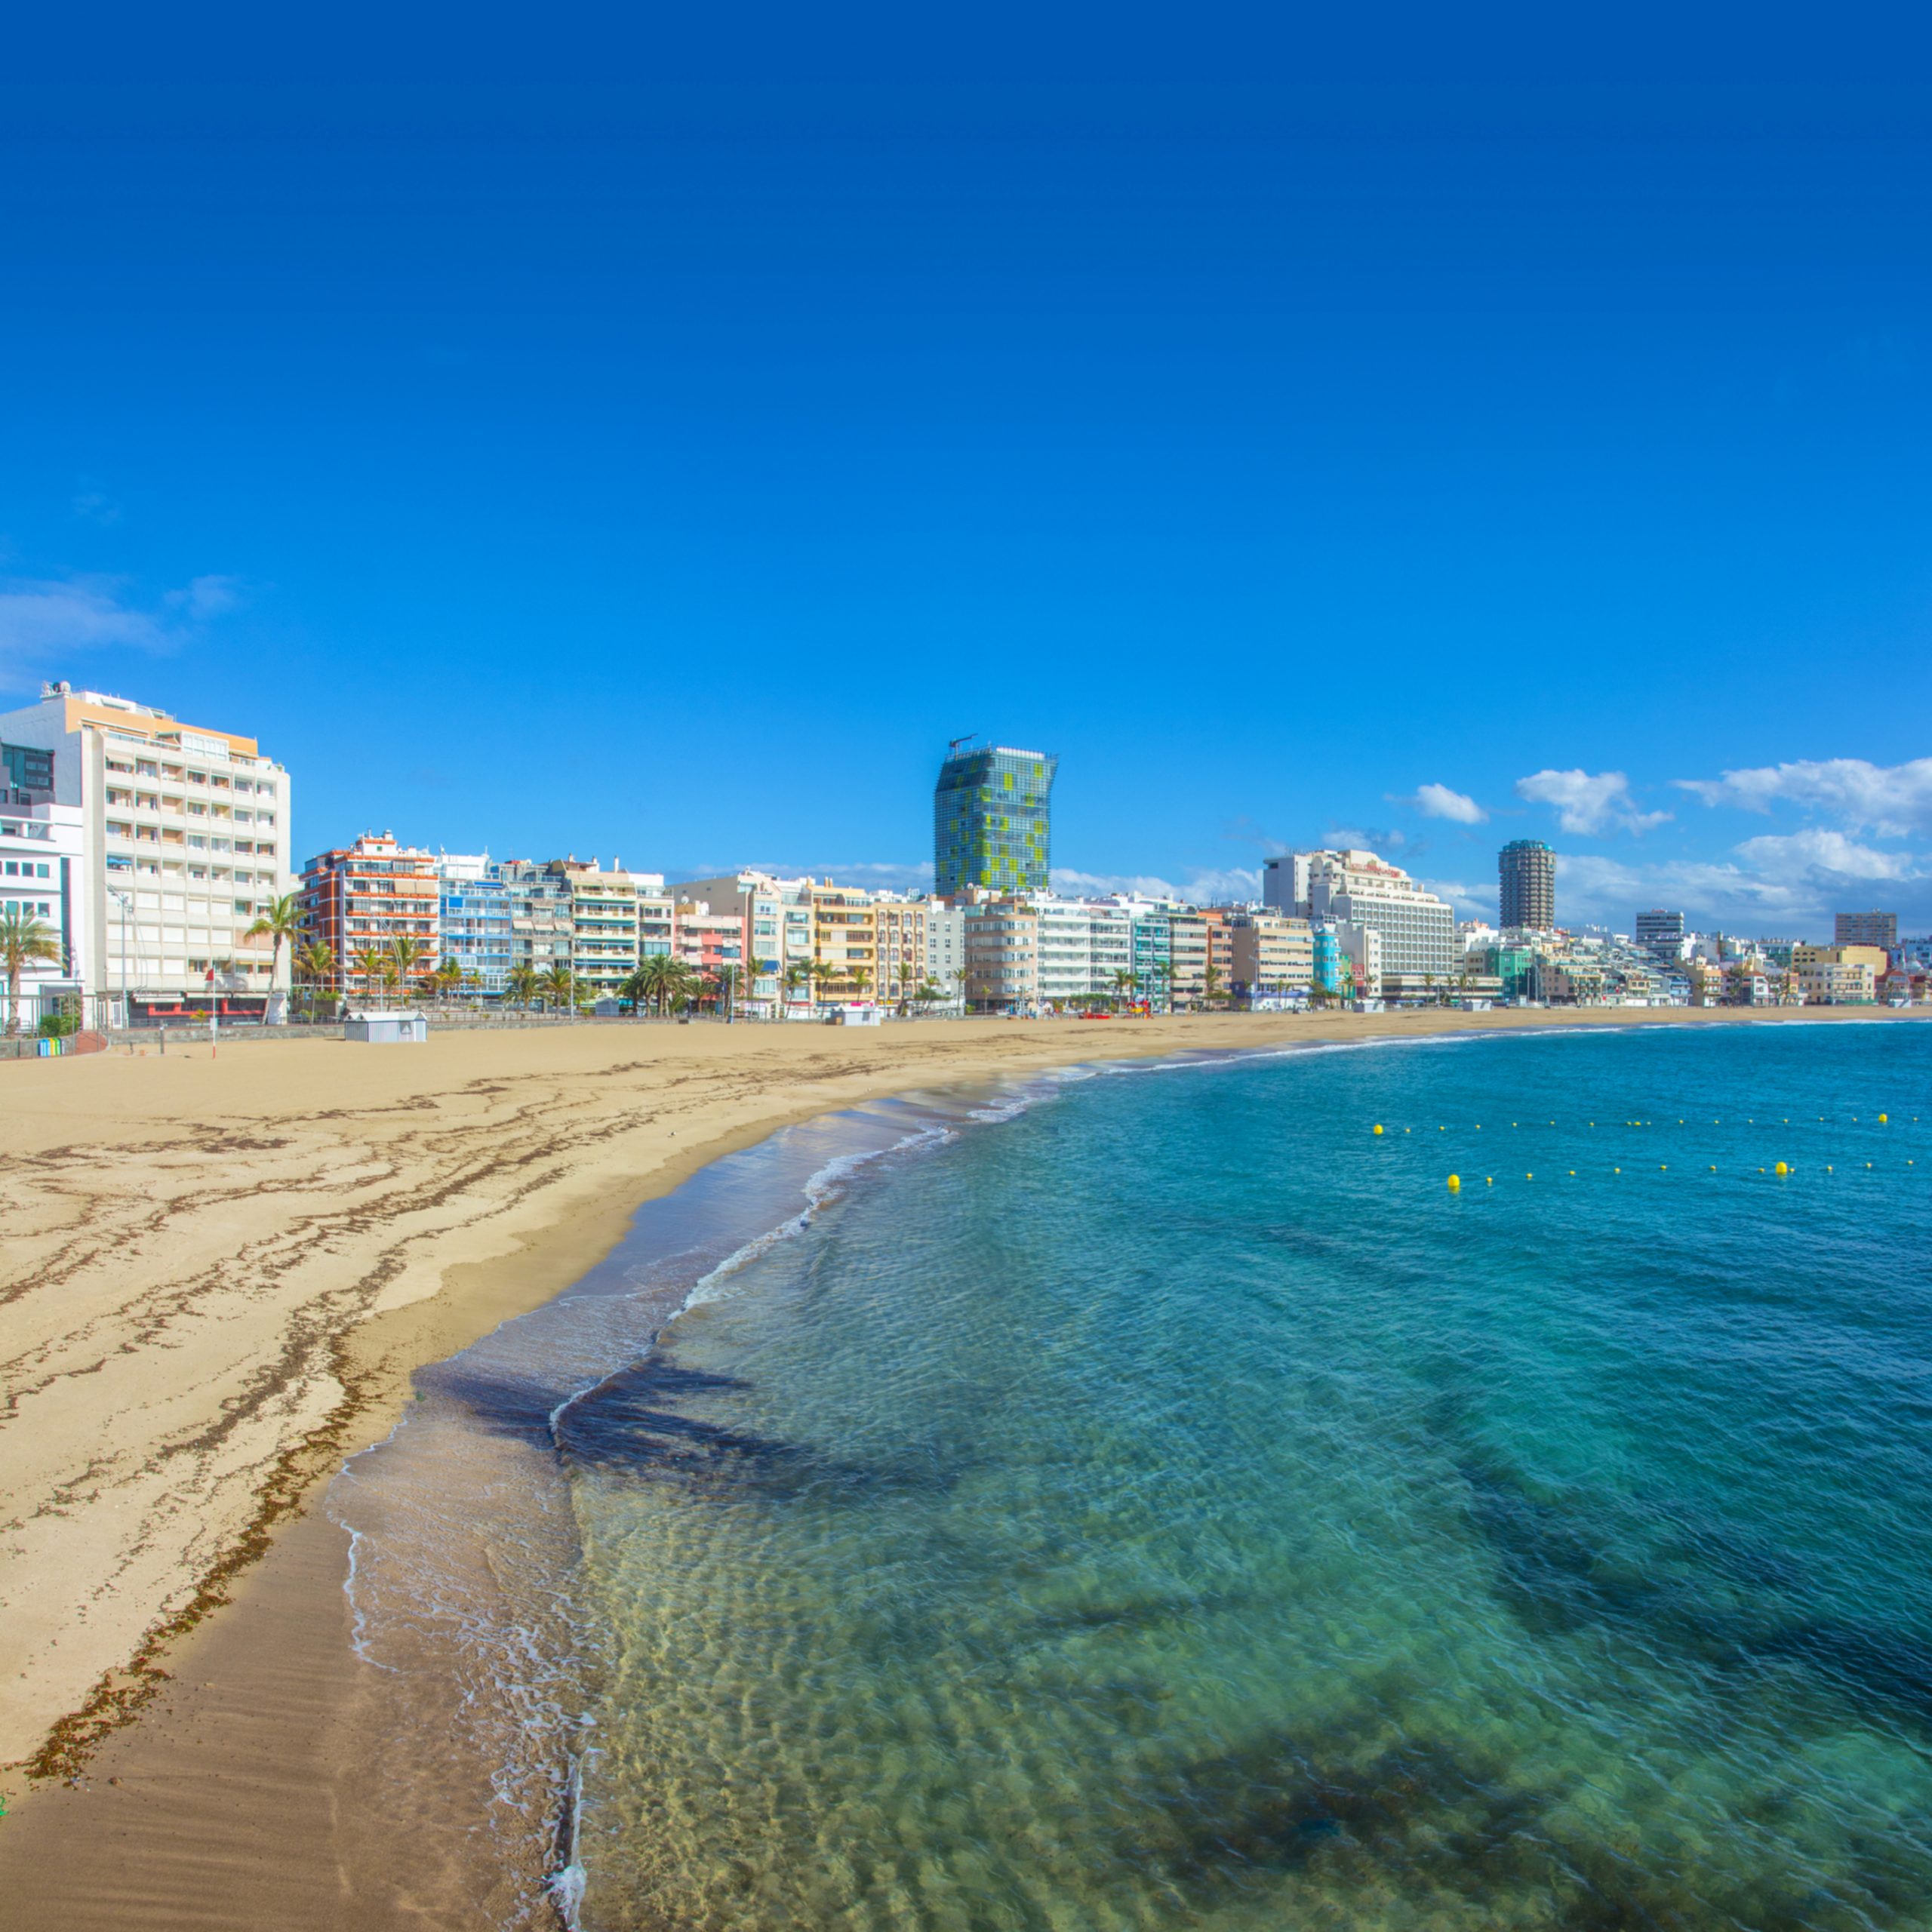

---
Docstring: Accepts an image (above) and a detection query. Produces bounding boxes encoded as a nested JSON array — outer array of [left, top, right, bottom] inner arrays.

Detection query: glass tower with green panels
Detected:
[[934, 740, 1057, 898]]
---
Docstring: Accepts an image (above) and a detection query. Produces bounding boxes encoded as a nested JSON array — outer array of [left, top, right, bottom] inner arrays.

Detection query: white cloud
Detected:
[[1731, 829, 1916, 881], [1515, 768, 1672, 836], [1554, 838, 1926, 938], [1392, 782, 1486, 825], [0, 574, 241, 689], [165, 574, 242, 620], [1675, 757, 1932, 838], [1051, 865, 1262, 906]]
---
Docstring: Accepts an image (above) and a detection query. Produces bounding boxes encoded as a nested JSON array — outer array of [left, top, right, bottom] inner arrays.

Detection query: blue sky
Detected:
[[3, 8, 1930, 937]]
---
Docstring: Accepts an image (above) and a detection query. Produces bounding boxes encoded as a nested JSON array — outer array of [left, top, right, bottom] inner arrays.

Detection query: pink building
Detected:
[[674, 900, 746, 982]]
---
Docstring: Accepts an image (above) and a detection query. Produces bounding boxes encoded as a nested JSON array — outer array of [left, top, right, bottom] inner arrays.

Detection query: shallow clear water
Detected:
[[556, 1026, 1932, 1930]]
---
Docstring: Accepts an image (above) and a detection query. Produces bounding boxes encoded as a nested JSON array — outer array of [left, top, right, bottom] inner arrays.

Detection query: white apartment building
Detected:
[[1266, 848, 1453, 981], [1035, 897, 1138, 1007], [0, 683, 294, 1023], [0, 798, 86, 1028], [926, 901, 966, 1008]]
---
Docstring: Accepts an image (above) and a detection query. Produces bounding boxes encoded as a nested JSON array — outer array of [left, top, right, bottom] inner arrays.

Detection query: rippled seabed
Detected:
[[548, 1026, 1932, 1930]]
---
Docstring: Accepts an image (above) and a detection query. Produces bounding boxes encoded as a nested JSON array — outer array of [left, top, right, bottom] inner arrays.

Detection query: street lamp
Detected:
[[107, 887, 134, 1031]]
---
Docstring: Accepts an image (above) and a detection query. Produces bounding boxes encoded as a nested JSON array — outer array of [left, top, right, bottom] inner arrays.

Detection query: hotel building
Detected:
[[1836, 909, 1897, 949], [1264, 849, 1453, 983], [934, 739, 1057, 898], [0, 683, 294, 1023]]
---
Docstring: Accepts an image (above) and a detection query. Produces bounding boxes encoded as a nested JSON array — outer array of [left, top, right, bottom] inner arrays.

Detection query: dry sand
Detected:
[[0, 1003, 1921, 1926]]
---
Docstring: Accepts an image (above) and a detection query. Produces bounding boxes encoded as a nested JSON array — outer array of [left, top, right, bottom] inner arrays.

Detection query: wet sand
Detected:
[[2, 1004, 1921, 1928]]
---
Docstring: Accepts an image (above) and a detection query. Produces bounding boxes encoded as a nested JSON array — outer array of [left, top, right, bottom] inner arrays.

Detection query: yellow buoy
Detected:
[[1447, 1174, 1460, 1191], [1569, 1170, 1576, 1177], [1879, 1113, 1889, 1124], [1660, 1164, 1667, 1171], [1775, 1161, 1789, 1177], [1526, 1172, 1534, 1180], [1373, 1124, 1383, 1135], [1438, 1126, 1446, 1132], [1614, 1166, 1621, 1174], [1709, 1165, 1715, 1171], [1486, 1177, 1493, 1186]]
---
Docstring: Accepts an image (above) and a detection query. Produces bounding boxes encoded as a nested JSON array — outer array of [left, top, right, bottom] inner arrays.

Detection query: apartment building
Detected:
[[0, 784, 85, 1026], [808, 881, 881, 1005], [1266, 849, 1454, 980], [300, 832, 439, 1000], [926, 900, 967, 1009], [1792, 943, 1885, 1005], [436, 851, 514, 993], [672, 899, 742, 984], [1168, 909, 1209, 1009], [1499, 839, 1556, 931], [562, 864, 642, 997], [672, 872, 789, 1014], [0, 685, 295, 1023], [1836, 909, 1897, 949], [497, 860, 576, 983], [1035, 897, 1136, 1008], [873, 897, 932, 1008], [962, 898, 1039, 1013], [1228, 910, 1313, 1008]]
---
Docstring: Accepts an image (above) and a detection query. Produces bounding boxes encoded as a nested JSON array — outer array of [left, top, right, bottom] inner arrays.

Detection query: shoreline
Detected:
[[2, 1004, 1925, 1925]]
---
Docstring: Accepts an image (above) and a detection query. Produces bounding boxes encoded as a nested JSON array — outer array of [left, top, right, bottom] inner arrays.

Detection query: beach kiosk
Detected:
[[343, 1011, 428, 1044]]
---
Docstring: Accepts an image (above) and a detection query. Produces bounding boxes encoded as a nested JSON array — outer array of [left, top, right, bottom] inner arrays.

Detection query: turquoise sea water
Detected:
[[543, 1026, 1932, 1930], [340, 1025, 1932, 1930]]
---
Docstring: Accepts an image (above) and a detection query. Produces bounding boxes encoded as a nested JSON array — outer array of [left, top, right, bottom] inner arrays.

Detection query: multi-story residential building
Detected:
[[300, 832, 439, 1001], [0, 788, 85, 1028], [1266, 849, 1454, 982], [1836, 909, 1898, 949], [1228, 910, 1312, 1008], [872, 897, 932, 1008], [498, 860, 576, 985], [808, 881, 882, 1006], [1035, 897, 1137, 1008], [1635, 909, 1687, 961], [1498, 838, 1555, 931], [1168, 909, 1208, 1009], [561, 863, 641, 998], [1131, 905, 1177, 1011], [1334, 921, 1383, 1002], [934, 738, 1057, 898], [436, 851, 515, 994], [672, 872, 789, 1014], [926, 900, 967, 1010], [1791, 943, 1885, 1005], [0, 682, 294, 1024], [962, 897, 1039, 1013], [673, 899, 745, 989]]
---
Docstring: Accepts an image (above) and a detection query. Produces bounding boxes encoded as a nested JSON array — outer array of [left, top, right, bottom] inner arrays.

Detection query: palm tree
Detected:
[[951, 966, 968, 1012], [782, 961, 811, 1014], [1112, 968, 1136, 1011], [245, 892, 300, 1023], [1156, 960, 1177, 1014], [540, 962, 576, 1011], [1203, 961, 1224, 1010], [848, 964, 873, 1007], [810, 958, 843, 1008], [389, 934, 427, 1001], [0, 906, 60, 1035], [351, 946, 386, 1008], [914, 977, 942, 1013], [430, 955, 463, 1003], [507, 964, 540, 1011], [294, 937, 335, 1020]]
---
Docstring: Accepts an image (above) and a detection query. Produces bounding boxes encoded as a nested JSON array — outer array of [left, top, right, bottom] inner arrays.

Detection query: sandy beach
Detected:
[[1, 1003, 1923, 1927]]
